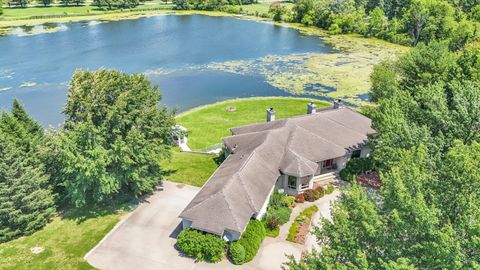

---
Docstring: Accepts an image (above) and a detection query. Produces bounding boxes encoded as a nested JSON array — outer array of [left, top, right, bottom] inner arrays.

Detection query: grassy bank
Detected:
[[176, 97, 330, 151], [0, 203, 133, 270]]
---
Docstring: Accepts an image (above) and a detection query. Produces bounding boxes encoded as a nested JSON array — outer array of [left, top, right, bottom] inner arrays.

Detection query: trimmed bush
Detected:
[[231, 220, 266, 264], [314, 187, 325, 200], [325, 185, 335, 195], [229, 241, 245, 265], [176, 229, 226, 263], [303, 189, 316, 202]]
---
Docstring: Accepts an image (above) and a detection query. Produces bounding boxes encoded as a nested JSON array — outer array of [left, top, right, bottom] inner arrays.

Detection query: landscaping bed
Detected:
[[286, 205, 319, 244], [263, 191, 295, 238]]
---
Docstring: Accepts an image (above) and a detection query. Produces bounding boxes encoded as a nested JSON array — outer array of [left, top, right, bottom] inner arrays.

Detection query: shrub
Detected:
[[269, 190, 289, 209], [339, 157, 375, 182], [294, 193, 305, 203], [270, 206, 292, 224], [236, 220, 266, 263], [265, 214, 280, 230], [282, 196, 295, 207], [229, 242, 245, 265], [176, 229, 226, 263], [314, 187, 324, 200], [325, 185, 335, 195], [303, 189, 316, 202]]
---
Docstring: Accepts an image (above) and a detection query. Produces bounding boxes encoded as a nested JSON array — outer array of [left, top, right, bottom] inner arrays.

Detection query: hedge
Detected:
[[229, 220, 266, 265], [176, 229, 226, 263], [228, 241, 245, 264]]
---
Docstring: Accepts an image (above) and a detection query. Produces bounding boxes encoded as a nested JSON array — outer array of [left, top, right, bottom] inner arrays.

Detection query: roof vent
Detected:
[[307, 102, 317, 114], [333, 99, 344, 109], [267, 108, 276, 122]]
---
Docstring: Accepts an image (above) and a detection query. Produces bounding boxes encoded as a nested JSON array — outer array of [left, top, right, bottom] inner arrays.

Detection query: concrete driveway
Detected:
[[85, 181, 200, 270], [85, 181, 340, 270]]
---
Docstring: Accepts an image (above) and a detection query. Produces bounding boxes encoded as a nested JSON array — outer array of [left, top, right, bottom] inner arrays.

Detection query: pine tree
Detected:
[[0, 101, 55, 243]]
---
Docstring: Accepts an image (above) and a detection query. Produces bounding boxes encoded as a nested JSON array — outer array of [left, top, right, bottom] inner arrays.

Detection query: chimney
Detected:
[[266, 108, 276, 122], [333, 99, 344, 109], [307, 102, 316, 114]]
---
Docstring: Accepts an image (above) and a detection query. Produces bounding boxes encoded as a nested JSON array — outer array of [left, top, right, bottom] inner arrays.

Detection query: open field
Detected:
[[176, 97, 331, 151]]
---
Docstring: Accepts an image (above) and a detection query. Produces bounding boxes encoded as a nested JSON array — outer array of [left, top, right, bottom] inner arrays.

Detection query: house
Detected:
[[179, 100, 376, 241]]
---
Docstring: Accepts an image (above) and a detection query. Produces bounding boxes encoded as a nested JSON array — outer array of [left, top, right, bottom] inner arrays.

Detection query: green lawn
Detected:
[[0, 203, 133, 270], [161, 150, 219, 187], [176, 97, 330, 151]]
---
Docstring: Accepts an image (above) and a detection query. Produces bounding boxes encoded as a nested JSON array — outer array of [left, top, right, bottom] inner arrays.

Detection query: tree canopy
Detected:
[[47, 69, 175, 206], [286, 41, 480, 269]]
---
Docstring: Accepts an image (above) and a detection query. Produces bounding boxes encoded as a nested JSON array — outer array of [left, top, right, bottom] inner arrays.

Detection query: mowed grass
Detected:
[[0, 204, 132, 270], [176, 97, 331, 151], [161, 150, 219, 187]]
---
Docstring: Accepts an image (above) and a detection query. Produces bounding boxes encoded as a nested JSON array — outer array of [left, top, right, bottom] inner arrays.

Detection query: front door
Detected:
[[323, 159, 334, 169]]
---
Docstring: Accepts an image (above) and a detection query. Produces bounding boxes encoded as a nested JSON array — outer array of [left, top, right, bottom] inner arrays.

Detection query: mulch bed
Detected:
[[357, 172, 382, 189]]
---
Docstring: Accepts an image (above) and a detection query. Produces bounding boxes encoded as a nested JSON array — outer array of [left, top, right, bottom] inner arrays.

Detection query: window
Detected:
[[288, 176, 297, 189], [351, 150, 361, 158]]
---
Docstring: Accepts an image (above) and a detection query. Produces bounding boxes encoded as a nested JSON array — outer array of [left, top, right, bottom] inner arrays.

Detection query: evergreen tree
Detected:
[[0, 102, 55, 243]]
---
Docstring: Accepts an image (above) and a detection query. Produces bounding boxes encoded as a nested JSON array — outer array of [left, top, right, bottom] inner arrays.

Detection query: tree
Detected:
[[37, 0, 52, 7], [49, 69, 175, 206], [365, 7, 388, 37], [8, 0, 28, 7], [287, 31, 480, 270], [0, 101, 55, 243], [269, 3, 286, 21]]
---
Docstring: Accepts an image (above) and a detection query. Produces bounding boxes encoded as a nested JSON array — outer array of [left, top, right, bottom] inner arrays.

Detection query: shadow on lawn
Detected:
[[59, 194, 139, 224]]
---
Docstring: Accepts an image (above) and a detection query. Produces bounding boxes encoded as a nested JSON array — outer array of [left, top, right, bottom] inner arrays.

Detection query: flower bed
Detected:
[[286, 205, 319, 244]]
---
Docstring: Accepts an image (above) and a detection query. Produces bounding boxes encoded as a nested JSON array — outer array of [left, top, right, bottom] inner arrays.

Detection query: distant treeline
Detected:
[[5, 0, 140, 9], [173, 0, 480, 49]]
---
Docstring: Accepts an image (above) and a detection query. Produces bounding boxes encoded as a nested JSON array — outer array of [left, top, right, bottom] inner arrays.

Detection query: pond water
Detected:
[[0, 14, 335, 126]]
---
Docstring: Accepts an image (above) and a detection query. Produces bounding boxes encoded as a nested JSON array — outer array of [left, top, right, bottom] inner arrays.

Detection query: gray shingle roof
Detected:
[[179, 107, 375, 236]]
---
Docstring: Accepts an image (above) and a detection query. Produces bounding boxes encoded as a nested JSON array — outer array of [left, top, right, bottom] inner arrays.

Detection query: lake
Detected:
[[0, 14, 334, 126]]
